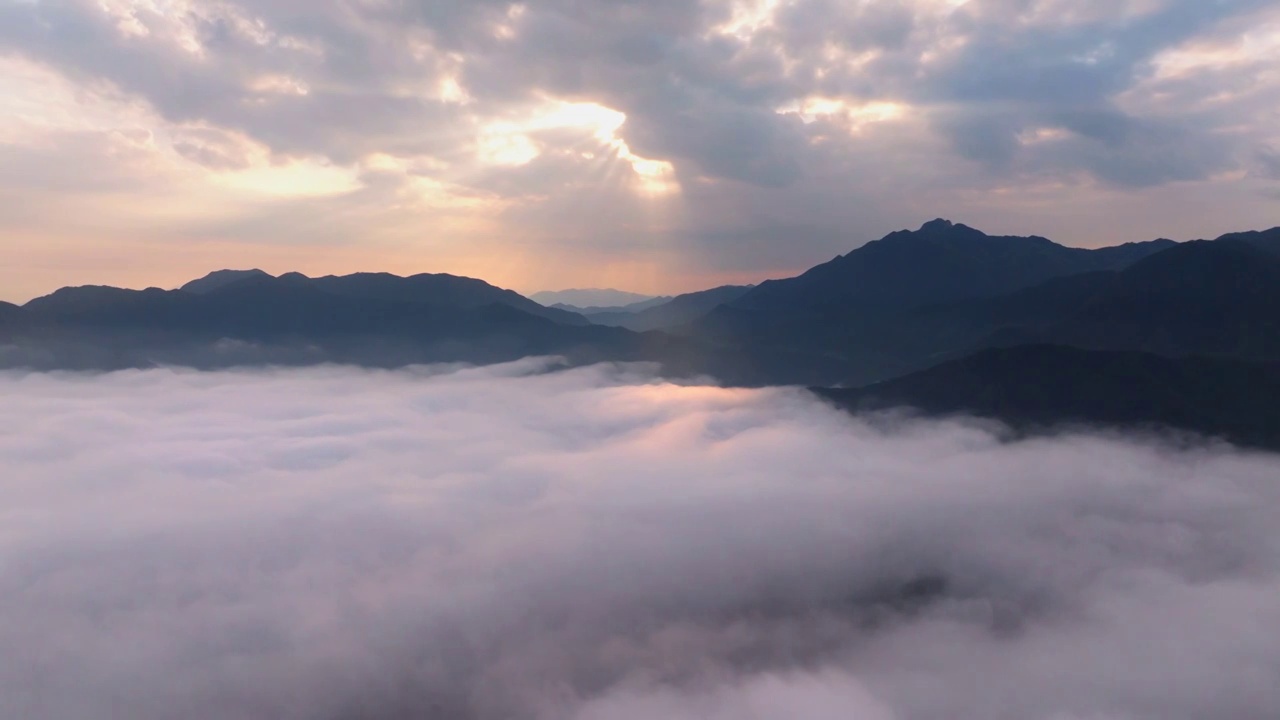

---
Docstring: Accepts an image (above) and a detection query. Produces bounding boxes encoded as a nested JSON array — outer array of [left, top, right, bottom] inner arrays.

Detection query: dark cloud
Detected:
[[3, 363, 1280, 719]]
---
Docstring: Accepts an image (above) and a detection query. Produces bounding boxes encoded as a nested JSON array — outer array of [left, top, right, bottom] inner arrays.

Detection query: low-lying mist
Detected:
[[2, 359, 1279, 720]]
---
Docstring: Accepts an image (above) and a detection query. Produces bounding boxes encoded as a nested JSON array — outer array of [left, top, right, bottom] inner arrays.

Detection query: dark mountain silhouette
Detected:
[[1039, 240, 1280, 359], [177, 270, 588, 326], [687, 225, 1280, 386], [584, 285, 756, 331], [300, 271, 588, 326], [814, 345, 1280, 451], [180, 269, 272, 294], [732, 219, 1175, 311], [4, 274, 856, 385], [882, 239, 1280, 369], [1216, 227, 1280, 257], [22, 275, 587, 340], [0, 301, 23, 335], [7, 221, 1280, 409], [10, 276, 634, 371]]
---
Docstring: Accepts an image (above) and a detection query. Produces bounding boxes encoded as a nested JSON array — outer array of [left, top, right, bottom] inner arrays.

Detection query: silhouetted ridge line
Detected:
[[814, 345, 1280, 450], [731, 219, 1176, 311], [180, 269, 272, 294], [4, 222, 1280, 405]]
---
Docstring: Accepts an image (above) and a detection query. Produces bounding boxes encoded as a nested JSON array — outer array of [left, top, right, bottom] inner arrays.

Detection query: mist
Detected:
[[3, 359, 1279, 720]]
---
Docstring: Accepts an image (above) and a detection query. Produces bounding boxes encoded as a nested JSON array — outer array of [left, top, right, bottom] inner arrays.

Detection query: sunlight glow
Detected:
[[212, 160, 361, 197], [250, 75, 310, 96], [478, 100, 678, 195], [776, 97, 907, 131], [493, 4, 526, 40], [709, 0, 782, 40], [1150, 23, 1280, 80]]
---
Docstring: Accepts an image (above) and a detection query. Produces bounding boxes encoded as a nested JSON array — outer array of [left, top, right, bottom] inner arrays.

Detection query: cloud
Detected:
[[3, 0, 1280, 303], [2, 361, 1280, 719]]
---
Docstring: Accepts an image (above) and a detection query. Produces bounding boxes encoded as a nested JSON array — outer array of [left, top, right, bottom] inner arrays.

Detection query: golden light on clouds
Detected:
[[210, 160, 361, 197], [249, 74, 311, 96], [709, 0, 782, 40], [478, 100, 679, 195], [2, 0, 1278, 306], [776, 97, 907, 133], [1150, 19, 1280, 80]]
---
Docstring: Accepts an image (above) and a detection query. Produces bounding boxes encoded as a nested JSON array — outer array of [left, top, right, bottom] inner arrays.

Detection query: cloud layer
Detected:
[[2, 361, 1280, 719], [2, 0, 1279, 299]]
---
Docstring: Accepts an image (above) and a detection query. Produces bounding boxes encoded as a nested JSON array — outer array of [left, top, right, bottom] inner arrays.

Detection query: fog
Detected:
[[2, 360, 1279, 720]]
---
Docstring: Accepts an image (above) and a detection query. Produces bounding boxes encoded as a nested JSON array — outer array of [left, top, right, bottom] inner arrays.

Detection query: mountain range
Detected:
[[530, 288, 657, 308], [4, 220, 1279, 448]]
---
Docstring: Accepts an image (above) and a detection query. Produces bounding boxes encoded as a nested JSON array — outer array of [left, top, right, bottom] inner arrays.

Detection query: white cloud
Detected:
[[2, 362, 1279, 719]]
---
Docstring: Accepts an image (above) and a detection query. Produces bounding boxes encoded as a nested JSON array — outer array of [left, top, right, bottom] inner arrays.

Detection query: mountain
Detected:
[[10, 276, 637, 370], [531, 288, 656, 308], [180, 269, 272, 294], [177, 270, 588, 326], [815, 345, 1280, 451], [1216, 227, 1280, 257], [687, 223, 1280, 386], [0, 301, 23, 331], [21, 273, 595, 337], [3, 274, 849, 385], [300, 272, 588, 326], [1032, 240, 1280, 360], [8, 222, 1280, 393], [732, 219, 1176, 312], [551, 296, 674, 315], [584, 285, 756, 331]]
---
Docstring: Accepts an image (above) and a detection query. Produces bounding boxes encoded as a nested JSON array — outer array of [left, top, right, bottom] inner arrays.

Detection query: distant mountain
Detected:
[[732, 219, 1175, 312], [8, 222, 1280, 395], [180, 269, 272, 294], [531, 288, 656, 308], [175, 270, 587, 326], [551, 296, 674, 315], [8, 275, 643, 371], [300, 271, 587, 326], [585, 285, 756, 332], [815, 345, 1280, 451], [3, 274, 845, 384]]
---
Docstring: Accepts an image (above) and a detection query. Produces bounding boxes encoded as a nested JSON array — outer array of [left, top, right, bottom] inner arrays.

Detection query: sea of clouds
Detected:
[[2, 359, 1279, 720]]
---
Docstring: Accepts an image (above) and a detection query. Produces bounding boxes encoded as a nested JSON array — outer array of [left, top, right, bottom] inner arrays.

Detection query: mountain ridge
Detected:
[[6, 220, 1280, 400], [731, 218, 1179, 312], [582, 285, 757, 332], [814, 344, 1280, 451], [531, 288, 656, 308]]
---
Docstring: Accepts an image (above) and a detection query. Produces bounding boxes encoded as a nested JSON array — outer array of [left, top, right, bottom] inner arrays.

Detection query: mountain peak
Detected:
[[180, 269, 272, 294], [912, 218, 988, 239]]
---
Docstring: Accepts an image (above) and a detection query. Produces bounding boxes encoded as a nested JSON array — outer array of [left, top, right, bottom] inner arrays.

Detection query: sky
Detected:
[[4, 360, 1280, 719], [1, 0, 1278, 302]]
